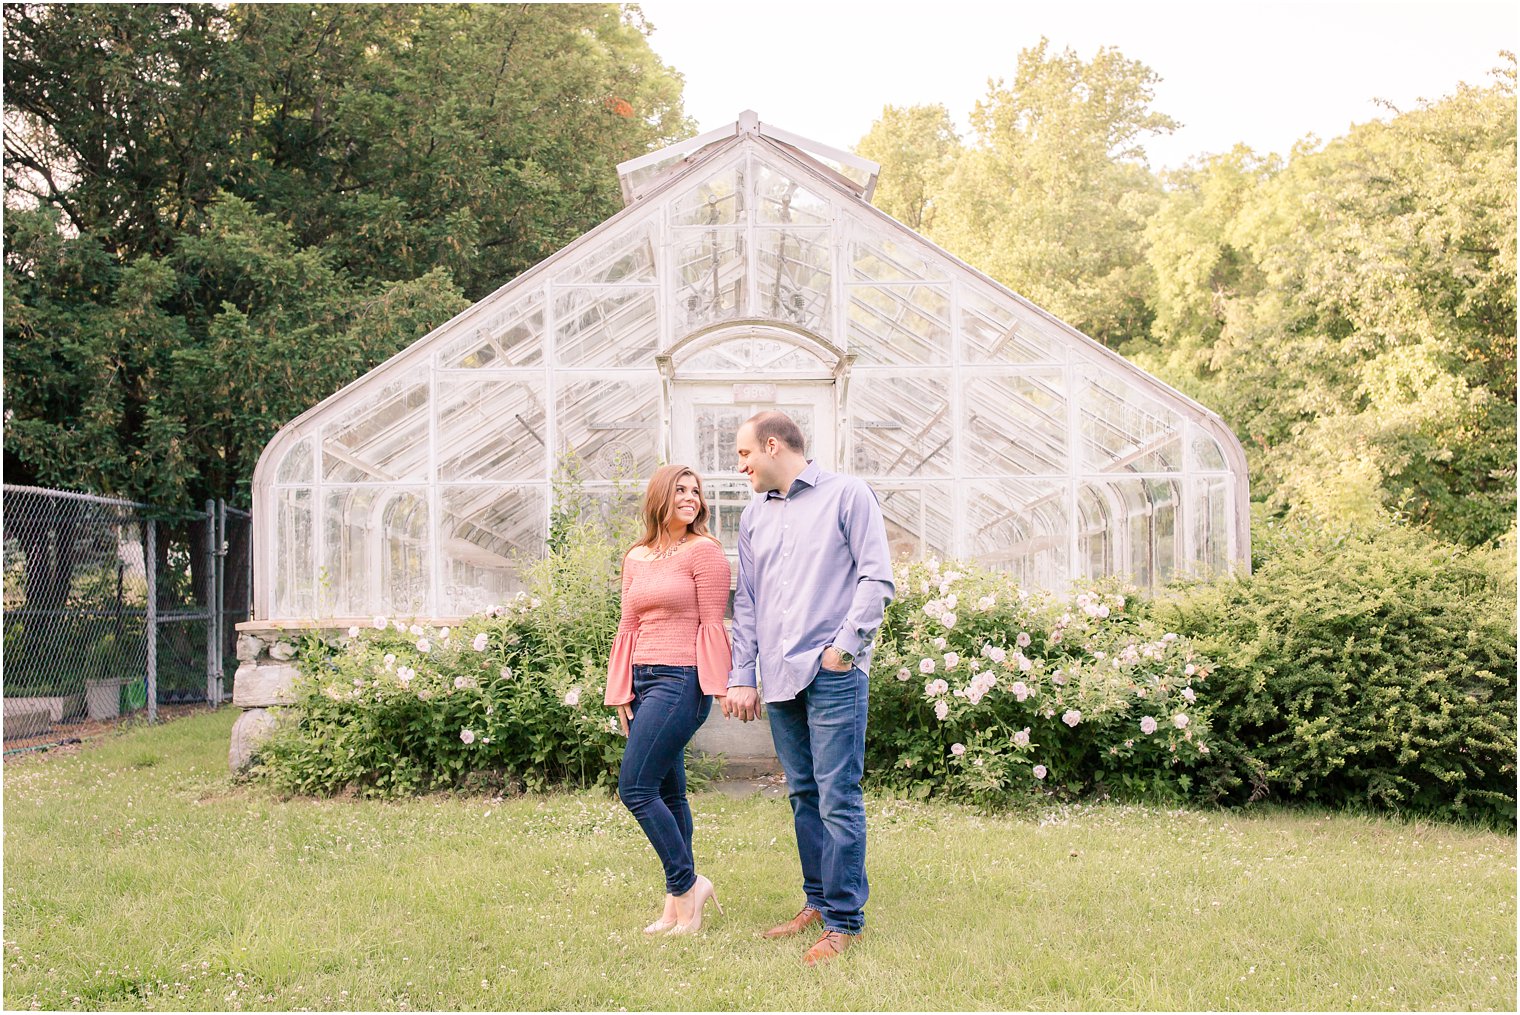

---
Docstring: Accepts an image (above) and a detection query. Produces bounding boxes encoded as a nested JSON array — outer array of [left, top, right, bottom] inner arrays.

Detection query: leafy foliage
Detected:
[[3, 3, 692, 510], [1153, 522, 1517, 826], [868, 560, 1215, 809]]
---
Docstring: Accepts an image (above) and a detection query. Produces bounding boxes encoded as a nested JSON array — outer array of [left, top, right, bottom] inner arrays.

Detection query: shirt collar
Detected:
[[766, 459, 823, 500]]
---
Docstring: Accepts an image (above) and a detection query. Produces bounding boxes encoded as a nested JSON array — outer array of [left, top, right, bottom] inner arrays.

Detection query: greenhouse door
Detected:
[[672, 382, 836, 555]]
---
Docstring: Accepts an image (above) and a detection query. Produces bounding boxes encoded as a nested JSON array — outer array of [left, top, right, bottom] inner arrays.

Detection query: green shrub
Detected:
[[1154, 523, 1517, 826], [868, 560, 1217, 808], [255, 521, 627, 797]]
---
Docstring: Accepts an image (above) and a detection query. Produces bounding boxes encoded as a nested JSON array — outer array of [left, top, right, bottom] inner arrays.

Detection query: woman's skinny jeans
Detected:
[[617, 663, 712, 896]]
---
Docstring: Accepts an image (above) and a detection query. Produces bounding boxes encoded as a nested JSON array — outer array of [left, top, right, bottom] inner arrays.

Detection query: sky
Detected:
[[634, 0, 1516, 171]]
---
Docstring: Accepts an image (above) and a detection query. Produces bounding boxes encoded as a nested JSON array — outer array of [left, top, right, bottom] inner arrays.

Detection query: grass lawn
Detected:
[[3, 710, 1514, 1012]]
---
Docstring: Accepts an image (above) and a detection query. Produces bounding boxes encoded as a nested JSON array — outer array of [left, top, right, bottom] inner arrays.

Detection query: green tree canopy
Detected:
[[4, 2, 691, 510]]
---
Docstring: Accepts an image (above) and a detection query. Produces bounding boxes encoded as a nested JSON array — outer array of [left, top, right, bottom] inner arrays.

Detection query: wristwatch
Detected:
[[830, 646, 855, 666]]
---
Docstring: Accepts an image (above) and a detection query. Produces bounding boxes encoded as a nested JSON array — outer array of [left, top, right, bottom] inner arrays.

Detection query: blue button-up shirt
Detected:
[[728, 461, 896, 703]]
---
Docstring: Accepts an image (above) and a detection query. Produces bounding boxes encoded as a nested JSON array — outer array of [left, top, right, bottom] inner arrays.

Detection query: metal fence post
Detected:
[[205, 499, 218, 706], [145, 518, 158, 724]]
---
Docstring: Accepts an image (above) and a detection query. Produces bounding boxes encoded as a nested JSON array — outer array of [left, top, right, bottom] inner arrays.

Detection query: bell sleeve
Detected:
[[604, 560, 639, 706], [691, 540, 733, 697]]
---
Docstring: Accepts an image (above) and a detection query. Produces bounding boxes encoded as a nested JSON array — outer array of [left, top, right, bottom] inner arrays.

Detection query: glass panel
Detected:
[[274, 488, 313, 618], [275, 437, 312, 485], [755, 163, 832, 225], [558, 221, 656, 285], [960, 288, 1066, 364], [1078, 478, 1179, 588], [850, 227, 947, 282], [702, 477, 754, 561], [671, 163, 745, 226], [556, 375, 660, 475], [436, 289, 545, 369], [966, 479, 1070, 591], [756, 229, 831, 333], [874, 482, 952, 562], [323, 487, 430, 617], [552, 289, 658, 367], [1077, 484, 1112, 579], [692, 402, 816, 474], [849, 371, 953, 478], [323, 380, 429, 483], [962, 371, 1067, 475], [439, 486, 546, 614], [681, 336, 830, 375], [1190, 427, 1229, 471], [846, 284, 951, 365], [1078, 370, 1185, 473], [673, 229, 745, 332], [436, 378, 547, 482], [1191, 476, 1231, 576]]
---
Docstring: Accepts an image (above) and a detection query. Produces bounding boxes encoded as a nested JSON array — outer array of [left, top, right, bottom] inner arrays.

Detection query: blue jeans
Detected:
[[767, 663, 869, 934], [618, 664, 712, 896]]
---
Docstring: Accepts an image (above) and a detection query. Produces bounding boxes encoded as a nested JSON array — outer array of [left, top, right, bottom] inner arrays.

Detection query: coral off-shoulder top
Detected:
[[604, 537, 733, 706]]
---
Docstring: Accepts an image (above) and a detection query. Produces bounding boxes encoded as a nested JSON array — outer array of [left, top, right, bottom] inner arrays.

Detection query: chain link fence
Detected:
[[2, 486, 251, 746]]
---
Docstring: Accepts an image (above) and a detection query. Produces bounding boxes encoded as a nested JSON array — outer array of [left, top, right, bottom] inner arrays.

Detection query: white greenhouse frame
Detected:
[[251, 111, 1250, 624]]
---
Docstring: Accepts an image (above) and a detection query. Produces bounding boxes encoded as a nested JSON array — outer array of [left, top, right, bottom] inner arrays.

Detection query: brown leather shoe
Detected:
[[761, 906, 822, 939], [802, 929, 859, 967]]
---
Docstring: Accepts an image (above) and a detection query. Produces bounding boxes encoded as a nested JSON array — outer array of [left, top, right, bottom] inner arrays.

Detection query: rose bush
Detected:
[[868, 559, 1216, 808]]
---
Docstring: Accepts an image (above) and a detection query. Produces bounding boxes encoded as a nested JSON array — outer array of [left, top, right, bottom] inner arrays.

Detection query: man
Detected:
[[723, 410, 895, 967]]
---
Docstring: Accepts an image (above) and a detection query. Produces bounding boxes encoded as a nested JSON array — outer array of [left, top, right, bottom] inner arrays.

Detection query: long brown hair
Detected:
[[634, 464, 713, 549]]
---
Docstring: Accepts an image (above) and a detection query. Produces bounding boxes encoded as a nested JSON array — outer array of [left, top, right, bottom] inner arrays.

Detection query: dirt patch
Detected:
[[1, 704, 217, 765]]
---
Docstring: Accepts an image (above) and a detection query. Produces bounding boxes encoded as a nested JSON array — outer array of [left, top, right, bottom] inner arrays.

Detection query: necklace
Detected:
[[651, 533, 689, 560]]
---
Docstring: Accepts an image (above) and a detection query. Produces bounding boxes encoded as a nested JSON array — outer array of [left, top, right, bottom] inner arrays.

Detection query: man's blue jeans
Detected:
[[767, 663, 869, 934], [618, 664, 711, 896]]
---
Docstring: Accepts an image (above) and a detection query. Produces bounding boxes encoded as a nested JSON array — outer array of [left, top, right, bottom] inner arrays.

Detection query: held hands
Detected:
[[722, 685, 761, 722], [615, 702, 633, 737]]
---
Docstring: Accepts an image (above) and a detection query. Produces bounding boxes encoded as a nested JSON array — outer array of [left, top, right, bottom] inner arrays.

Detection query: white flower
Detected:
[[564, 687, 582, 707], [347, 625, 360, 639], [383, 653, 396, 670], [1062, 709, 1081, 727], [934, 700, 950, 721], [896, 667, 912, 681], [460, 728, 476, 744], [439, 627, 452, 640], [409, 624, 423, 636], [372, 616, 388, 630], [1163, 632, 1177, 642], [1033, 765, 1047, 780], [925, 679, 949, 697], [1016, 632, 1031, 648], [919, 658, 936, 675], [977, 596, 994, 612], [1051, 670, 1066, 685], [1185, 663, 1197, 676], [499, 665, 513, 680], [1013, 728, 1031, 747], [393, 620, 407, 632], [472, 632, 489, 652], [1049, 630, 1063, 645], [943, 652, 959, 671], [944, 593, 958, 610], [931, 637, 947, 651], [1096, 605, 1110, 618], [1182, 687, 1196, 703], [1115, 595, 1126, 608], [942, 612, 957, 629], [1173, 713, 1190, 729], [1018, 655, 1033, 673], [453, 675, 476, 690], [950, 743, 966, 756], [416, 638, 432, 653], [1140, 715, 1158, 735], [1010, 681, 1030, 702], [397, 667, 414, 686], [988, 646, 1007, 664]]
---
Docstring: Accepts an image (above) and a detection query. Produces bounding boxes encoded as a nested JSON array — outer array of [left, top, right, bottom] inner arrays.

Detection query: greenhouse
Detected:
[[250, 111, 1250, 624]]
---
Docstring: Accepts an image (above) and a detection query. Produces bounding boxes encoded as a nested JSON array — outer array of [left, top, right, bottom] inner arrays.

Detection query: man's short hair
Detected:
[[745, 411, 806, 455]]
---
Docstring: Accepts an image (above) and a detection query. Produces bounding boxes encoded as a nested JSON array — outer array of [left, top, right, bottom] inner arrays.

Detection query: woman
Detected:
[[605, 464, 732, 935]]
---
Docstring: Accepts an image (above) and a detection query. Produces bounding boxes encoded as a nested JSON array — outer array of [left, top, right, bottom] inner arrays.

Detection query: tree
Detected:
[[929, 39, 1177, 349], [854, 104, 961, 231], [3, 3, 693, 511]]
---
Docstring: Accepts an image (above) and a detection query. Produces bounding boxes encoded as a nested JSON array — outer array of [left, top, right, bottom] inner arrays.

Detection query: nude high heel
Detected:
[[644, 894, 678, 935], [666, 874, 723, 936]]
